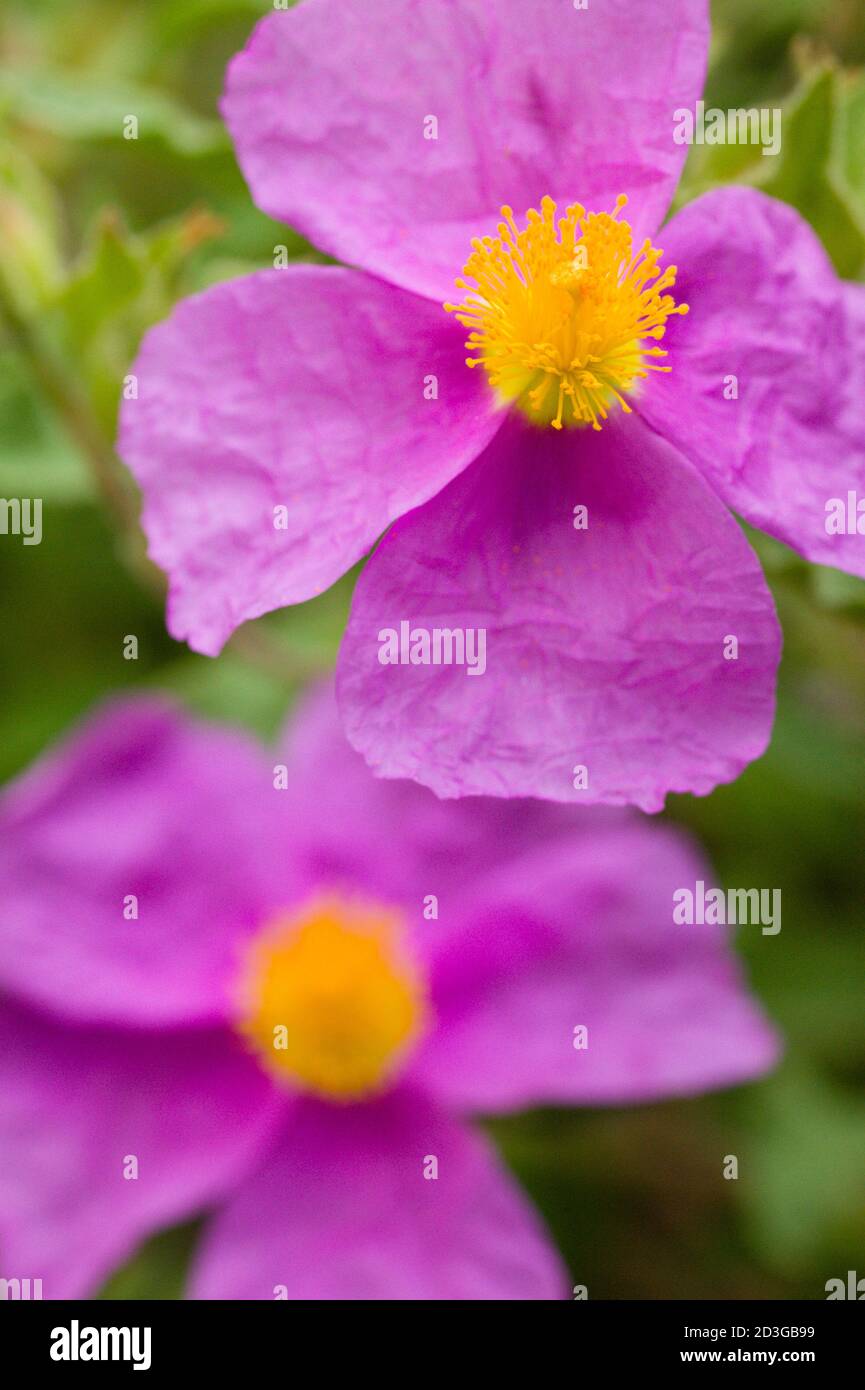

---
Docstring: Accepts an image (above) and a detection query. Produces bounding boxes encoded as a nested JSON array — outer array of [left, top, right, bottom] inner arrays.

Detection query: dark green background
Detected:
[[1, 0, 863, 1299]]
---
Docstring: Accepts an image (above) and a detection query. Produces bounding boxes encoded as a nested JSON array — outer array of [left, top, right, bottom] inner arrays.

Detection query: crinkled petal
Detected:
[[279, 681, 627, 906], [223, 0, 709, 300], [337, 413, 781, 811], [0, 699, 298, 1027], [639, 186, 865, 576], [410, 822, 780, 1112], [190, 1088, 566, 1300], [118, 267, 500, 654], [0, 1001, 283, 1299]]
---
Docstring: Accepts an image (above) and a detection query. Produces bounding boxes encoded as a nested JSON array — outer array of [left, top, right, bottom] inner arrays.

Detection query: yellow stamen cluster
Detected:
[[445, 195, 688, 430], [237, 897, 427, 1102]]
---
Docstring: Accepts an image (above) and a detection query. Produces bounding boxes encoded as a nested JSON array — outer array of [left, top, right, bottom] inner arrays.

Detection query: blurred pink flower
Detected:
[[0, 688, 777, 1299]]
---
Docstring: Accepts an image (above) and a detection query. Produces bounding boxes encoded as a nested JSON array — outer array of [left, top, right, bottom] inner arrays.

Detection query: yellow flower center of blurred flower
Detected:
[[445, 195, 688, 431], [237, 896, 427, 1102]]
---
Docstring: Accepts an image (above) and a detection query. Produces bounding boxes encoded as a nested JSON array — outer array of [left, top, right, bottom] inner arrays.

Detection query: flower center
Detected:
[[237, 896, 427, 1102], [445, 195, 688, 431]]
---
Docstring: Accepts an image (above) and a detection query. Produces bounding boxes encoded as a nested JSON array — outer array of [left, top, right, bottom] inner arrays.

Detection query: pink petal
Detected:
[[223, 0, 709, 300], [118, 267, 500, 655], [0, 698, 298, 1027], [337, 413, 781, 811], [411, 822, 780, 1112], [0, 1000, 283, 1298], [190, 1088, 567, 1300], [280, 680, 627, 907], [638, 186, 865, 577]]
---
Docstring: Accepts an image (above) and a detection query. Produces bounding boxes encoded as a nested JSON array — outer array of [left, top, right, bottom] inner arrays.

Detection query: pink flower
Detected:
[[0, 689, 777, 1299], [119, 0, 863, 810]]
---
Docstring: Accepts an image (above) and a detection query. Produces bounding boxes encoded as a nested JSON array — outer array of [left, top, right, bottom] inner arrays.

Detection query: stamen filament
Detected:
[[445, 195, 688, 431]]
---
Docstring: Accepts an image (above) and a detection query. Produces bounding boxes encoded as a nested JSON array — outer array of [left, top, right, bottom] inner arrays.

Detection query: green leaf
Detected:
[[52, 213, 145, 348], [810, 564, 865, 614], [46, 206, 224, 437], [839, 70, 865, 224], [162, 651, 292, 743], [0, 139, 65, 311], [0, 350, 92, 502], [0, 68, 227, 155], [742, 1062, 865, 1274], [761, 65, 865, 277], [98, 1224, 199, 1301], [676, 61, 865, 277], [151, 0, 275, 51]]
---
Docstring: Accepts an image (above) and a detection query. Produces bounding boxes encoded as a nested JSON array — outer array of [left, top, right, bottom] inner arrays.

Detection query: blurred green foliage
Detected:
[[0, 0, 863, 1300]]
